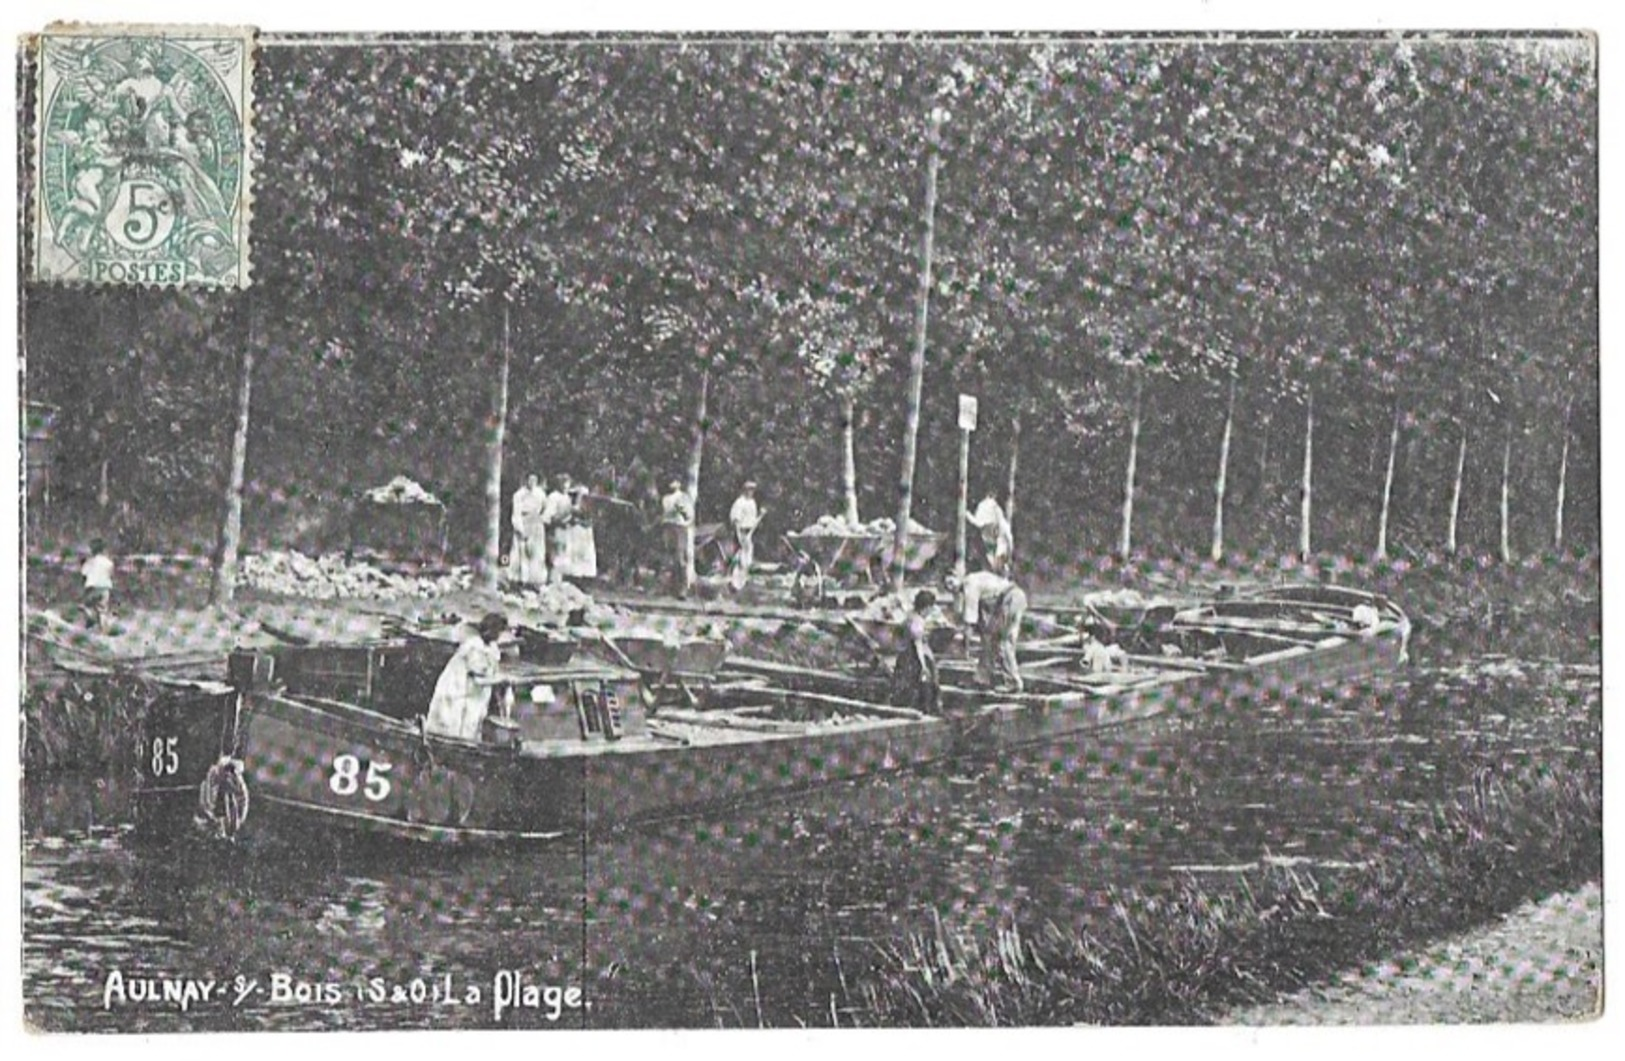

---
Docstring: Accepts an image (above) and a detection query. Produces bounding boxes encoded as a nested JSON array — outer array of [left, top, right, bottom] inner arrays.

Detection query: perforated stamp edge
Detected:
[[25, 23, 256, 289]]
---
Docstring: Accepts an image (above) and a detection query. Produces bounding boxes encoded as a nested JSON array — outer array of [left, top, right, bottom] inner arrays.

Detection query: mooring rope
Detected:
[[196, 755, 251, 840]]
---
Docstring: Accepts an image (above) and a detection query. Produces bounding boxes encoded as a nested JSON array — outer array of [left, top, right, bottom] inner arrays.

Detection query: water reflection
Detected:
[[22, 660, 1600, 1030]]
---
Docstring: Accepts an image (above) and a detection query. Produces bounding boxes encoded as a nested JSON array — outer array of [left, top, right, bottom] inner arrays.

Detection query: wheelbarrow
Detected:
[[694, 521, 737, 576], [875, 531, 945, 578], [783, 530, 884, 586]]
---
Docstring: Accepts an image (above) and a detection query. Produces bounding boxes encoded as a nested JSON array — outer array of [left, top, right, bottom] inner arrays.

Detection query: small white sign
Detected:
[[958, 394, 979, 431]]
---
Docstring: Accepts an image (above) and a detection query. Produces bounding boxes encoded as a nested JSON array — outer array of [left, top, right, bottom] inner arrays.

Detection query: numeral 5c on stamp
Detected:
[[30, 24, 254, 288]]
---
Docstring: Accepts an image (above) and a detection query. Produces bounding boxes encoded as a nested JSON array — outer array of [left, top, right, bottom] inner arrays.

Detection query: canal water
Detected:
[[22, 659, 1600, 1031]]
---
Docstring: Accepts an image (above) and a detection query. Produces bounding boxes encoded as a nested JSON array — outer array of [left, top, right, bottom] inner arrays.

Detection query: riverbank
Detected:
[[833, 757, 1601, 1026], [1225, 882, 1602, 1025]]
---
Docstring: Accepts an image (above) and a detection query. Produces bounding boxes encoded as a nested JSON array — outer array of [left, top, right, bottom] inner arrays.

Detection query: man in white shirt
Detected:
[[947, 569, 1027, 693], [660, 479, 696, 598], [727, 481, 764, 592], [965, 492, 1013, 573], [80, 537, 114, 629]]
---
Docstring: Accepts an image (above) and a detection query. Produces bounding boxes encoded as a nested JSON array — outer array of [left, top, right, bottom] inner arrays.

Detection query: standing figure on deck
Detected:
[[542, 475, 575, 586], [890, 589, 942, 713], [510, 474, 548, 587], [727, 481, 764, 593], [947, 570, 1027, 693], [79, 537, 115, 630], [965, 492, 1013, 574], [558, 481, 598, 582], [660, 478, 696, 598], [424, 612, 507, 741]]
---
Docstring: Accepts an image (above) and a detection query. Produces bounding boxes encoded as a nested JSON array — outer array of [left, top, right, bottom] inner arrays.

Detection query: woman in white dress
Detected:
[[543, 476, 574, 585], [424, 612, 507, 741], [561, 482, 599, 581], [510, 475, 547, 586]]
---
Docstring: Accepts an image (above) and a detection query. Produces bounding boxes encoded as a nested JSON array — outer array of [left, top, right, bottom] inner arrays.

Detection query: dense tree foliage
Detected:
[[23, 35, 1598, 571]]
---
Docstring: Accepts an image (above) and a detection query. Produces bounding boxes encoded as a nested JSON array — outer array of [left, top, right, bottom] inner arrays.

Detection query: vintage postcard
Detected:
[[15, 21, 1602, 1034]]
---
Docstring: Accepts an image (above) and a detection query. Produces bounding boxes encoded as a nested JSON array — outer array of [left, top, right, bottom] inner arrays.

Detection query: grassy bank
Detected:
[[823, 759, 1601, 1026]]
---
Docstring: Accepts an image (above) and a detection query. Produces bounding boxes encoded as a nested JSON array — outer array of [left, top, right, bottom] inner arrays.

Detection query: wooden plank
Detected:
[[1119, 651, 1253, 673], [726, 657, 887, 700], [734, 691, 933, 721]]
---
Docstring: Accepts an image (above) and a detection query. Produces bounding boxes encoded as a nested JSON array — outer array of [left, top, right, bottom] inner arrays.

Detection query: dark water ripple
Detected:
[[22, 660, 1600, 1030]]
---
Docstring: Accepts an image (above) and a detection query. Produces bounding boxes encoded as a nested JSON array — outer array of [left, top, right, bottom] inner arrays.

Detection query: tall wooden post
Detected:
[[1376, 406, 1401, 559], [1299, 388, 1314, 564], [1554, 399, 1571, 552], [1499, 420, 1514, 564], [1447, 427, 1467, 556], [1119, 373, 1143, 562], [839, 390, 860, 525], [954, 394, 975, 578], [480, 301, 511, 594], [890, 106, 946, 592], [685, 359, 712, 590], [1211, 376, 1236, 563], [212, 299, 254, 607], [1005, 407, 1021, 563]]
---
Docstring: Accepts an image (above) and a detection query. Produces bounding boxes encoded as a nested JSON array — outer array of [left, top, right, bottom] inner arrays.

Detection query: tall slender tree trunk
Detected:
[[1554, 401, 1571, 552], [1377, 406, 1401, 559], [1211, 377, 1236, 563], [1119, 373, 1143, 562], [839, 390, 859, 525], [686, 359, 712, 587], [890, 109, 943, 592], [98, 460, 110, 510], [480, 302, 511, 594], [211, 303, 255, 607], [1005, 408, 1021, 561], [1499, 421, 1514, 564], [1447, 427, 1467, 556], [1299, 389, 1314, 563]]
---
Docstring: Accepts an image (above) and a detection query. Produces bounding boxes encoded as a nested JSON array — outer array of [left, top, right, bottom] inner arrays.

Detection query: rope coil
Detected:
[[196, 755, 250, 840]]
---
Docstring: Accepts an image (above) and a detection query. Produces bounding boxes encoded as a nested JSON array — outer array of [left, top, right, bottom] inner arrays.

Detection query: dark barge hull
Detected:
[[136, 683, 952, 849], [134, 584, 1408, 848]]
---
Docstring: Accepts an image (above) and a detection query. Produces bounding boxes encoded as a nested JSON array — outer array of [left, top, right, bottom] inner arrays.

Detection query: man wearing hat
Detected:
[[728, 480, 764, 593], [660, 478, 696, 598]]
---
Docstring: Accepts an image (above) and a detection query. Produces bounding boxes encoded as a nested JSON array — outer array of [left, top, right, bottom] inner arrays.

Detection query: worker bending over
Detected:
[[425, 612, 508, 741], [965, 492, 1013, 573], [947, 570, 1027, 693]]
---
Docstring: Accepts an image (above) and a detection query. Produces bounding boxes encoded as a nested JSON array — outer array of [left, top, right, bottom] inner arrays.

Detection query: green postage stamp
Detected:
[[30, 25, 254, 287]]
